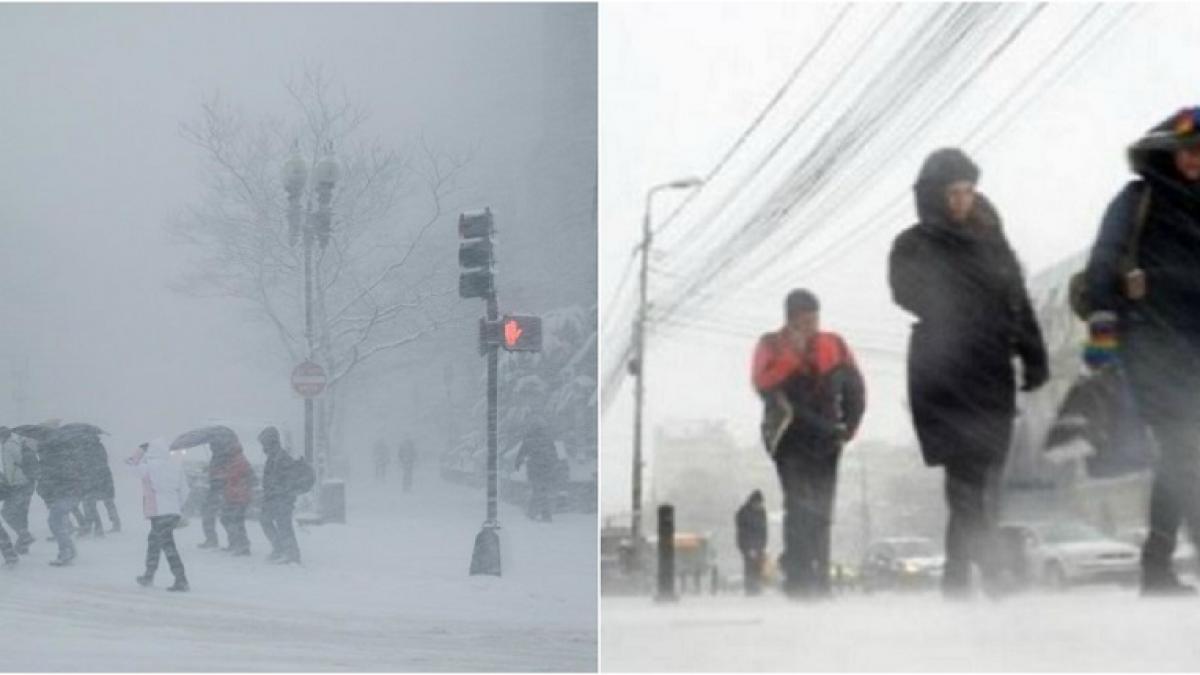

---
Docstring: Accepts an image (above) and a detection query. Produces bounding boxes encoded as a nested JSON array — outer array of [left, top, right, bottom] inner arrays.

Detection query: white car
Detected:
[[1001, 521, 1139, 589]]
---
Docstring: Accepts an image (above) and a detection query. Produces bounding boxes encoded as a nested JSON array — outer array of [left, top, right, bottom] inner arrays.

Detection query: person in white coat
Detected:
[[128, 439, 189, 591]]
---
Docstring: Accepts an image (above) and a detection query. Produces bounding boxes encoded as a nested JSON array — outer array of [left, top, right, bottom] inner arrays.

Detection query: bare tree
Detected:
[[171, 67, 469, 470]]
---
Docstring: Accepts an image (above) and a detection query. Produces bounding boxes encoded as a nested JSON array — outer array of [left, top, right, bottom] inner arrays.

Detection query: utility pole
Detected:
[[629, 177, 702, 573]]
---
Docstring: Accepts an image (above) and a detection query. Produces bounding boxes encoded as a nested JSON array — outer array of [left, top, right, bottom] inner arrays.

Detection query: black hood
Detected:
[[1128, 108, 1200, 200], [914, 148, 980, 226]]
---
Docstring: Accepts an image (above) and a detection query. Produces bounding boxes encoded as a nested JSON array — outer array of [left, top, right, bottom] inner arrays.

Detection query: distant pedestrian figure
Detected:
[[397, 438, 417, 493], [735, 490, 768, 596], [259, 427, 303, 565], [0, 427, 37, 556], [78, 431, 120, 537], [373, 439, 390, 483], [130, 440, 189, 592], [514, 422, 558, 522]]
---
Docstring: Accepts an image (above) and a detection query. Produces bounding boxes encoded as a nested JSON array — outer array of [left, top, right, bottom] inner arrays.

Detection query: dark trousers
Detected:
[[261, 496, 299, 561], [942, 455, 1005, 595], [741, 549, 765, 595], [1125, 328, 1200, 581], [200, 487, 221, 545], [81, 498, 120, 534], [527, 479, 552, 522], [774, 446, 840, 596], [0, 512, 15, 561], [145, 515, 186, 581], [1, 482, 34, 539], [48, 498, 78, 561], [220, 504, 250, 552]]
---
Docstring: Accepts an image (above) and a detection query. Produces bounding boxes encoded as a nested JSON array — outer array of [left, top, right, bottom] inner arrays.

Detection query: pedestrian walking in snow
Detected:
[[216, 442, 256, 556], [514, 421, 559, 522], [888, 148, 1048, 599], [171, 426, 242, 550], [751, 289, 866, 599], [1, 427, 38, 555], [130, 439, 190, 591], [397, 438, 417, 493], [373, 439, 391, 483], [77, 429, 120, 537], [735, 490, 768, 596], [259, 426, 304, 564], [36, 425, 85, 566], [1081, 107, 1200, 596]]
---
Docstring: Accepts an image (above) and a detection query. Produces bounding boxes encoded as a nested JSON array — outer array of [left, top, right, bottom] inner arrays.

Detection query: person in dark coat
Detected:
[[78, 432, 120, 537], [259, 427, 301, 564], [36, 427, 85, 566], [397, 438, 417, 493], [1, 428, 38, 555], [888, 148, 1048, 598], [751, 289, 866, 599], [514, 421, 559, 522], [735, 490, 768, 596], [1082, 107, 1200, 596], [216, 442, 256, 556]]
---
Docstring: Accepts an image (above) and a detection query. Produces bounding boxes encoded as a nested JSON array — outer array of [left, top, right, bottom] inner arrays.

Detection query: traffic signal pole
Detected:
[[486, 292, 499, 527]]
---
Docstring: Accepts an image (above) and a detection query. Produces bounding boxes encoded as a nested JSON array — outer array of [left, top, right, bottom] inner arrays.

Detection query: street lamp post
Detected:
[[630, 176, 702, 570], [283, 145, 340, 485]]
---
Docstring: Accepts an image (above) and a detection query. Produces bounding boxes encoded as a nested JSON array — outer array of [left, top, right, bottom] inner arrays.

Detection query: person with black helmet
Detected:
[[1082, 107, 1200, 596], [751, 289, 866, 599], [888, 148, 1048, 599], [259, 426, 301, 564], [735, 489, 768, 596]]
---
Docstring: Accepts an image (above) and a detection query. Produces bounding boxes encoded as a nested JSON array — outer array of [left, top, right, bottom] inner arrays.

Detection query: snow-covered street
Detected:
[[0, 475, 596, 672], [602, 590, 1200, 672]]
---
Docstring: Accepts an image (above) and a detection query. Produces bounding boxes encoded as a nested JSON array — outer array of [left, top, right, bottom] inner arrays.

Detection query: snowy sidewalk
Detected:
[[0, 477, 596, 672], [602, 590, 1200, 671]]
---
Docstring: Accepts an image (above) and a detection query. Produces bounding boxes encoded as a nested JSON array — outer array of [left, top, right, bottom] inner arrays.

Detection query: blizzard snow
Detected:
[[0, 472, 596, 672], [602, 590, 1200, 672]]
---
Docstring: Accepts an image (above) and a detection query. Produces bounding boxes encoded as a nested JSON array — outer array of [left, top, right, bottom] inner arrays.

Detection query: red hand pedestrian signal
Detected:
[[504, 319, 523, 349]]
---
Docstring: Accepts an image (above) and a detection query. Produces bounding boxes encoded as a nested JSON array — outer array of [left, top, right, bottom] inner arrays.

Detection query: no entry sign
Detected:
[[291, 361, 327, 398]]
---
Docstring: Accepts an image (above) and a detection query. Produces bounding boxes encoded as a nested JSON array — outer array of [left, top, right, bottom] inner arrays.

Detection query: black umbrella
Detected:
[[56, 423, 106, 442], [11, 424, 54, 441], [170, 425, 239, 452]]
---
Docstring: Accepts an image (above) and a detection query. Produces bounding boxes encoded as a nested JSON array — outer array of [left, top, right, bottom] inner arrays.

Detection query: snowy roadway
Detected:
[[0, 476, 596, 672], [602, 590, 1200, 671]]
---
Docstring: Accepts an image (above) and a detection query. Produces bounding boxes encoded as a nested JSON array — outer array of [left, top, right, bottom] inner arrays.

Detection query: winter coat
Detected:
[[1085, 114, 1200, 344], [262, 448, 305, 501], [79, 436, 116, 501], [214, 449, 256, 507], [35, 431, 84, 502], [514, 429, 559, 483], [1, 436, 29, 487], [735, 500, 767, 552], [888, 149, 1048, 467], [134, 439, 189, 518], [751, 330, 866, 452]]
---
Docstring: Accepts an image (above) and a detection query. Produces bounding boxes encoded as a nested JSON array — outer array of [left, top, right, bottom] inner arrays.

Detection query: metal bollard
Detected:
[[655, 504, 677, 602]]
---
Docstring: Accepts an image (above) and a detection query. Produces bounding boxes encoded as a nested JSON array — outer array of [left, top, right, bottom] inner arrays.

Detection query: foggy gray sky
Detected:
[[0, 3, 596, 461]]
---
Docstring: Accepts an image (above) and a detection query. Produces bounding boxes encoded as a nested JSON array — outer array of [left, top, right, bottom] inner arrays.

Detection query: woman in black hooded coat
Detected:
[[888, 148, 1048, 597]]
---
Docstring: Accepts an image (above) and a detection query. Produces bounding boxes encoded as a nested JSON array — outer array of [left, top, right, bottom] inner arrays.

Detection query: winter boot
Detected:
[[266, 550, 283, 562], [167, 577, 190, 592], [15, 532, 33, 554], [231, 546, 251, 557], [49, 557, 72, 567], [136, 574, 154, 587], [197, 539, 219, 550], [1140, 568, 1197, 597]]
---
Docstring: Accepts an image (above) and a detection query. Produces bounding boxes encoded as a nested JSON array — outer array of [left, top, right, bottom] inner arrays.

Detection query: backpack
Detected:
[[1068, 186, 1152, 321], [287, 456, 316, 495]]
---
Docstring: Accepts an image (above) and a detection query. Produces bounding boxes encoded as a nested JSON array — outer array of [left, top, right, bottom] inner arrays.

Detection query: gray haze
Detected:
[[0, 3, 597, 461]]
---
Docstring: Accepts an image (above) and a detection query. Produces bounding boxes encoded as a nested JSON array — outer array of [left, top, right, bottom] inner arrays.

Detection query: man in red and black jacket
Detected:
[[751, 289, 865, 598]]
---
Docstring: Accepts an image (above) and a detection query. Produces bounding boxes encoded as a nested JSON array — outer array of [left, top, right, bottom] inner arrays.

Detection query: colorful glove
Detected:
[[1083, 311, 1119, 369]]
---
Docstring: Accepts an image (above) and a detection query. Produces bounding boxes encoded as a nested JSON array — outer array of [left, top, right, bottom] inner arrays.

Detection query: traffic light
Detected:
[[501, 315, 542, 352], [458, 209, 495, 299]]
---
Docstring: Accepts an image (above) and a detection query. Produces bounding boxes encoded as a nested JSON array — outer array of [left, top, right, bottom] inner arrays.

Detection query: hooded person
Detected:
[[130, 439, 189, 591], [77, 428, 120, 537], [258, 426, 301, 564], [214, 441, 256, 556], [1082, 106, 1200, 596], [735, 490, 768, 596], [36, 423, 85, 566], [888, 148, 1048, 598], [513, 418, 560, 522]]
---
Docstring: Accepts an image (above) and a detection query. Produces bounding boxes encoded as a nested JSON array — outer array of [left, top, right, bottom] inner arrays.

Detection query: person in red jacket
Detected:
[[215, 442, 256, 556], [751, 289, 866, 599]]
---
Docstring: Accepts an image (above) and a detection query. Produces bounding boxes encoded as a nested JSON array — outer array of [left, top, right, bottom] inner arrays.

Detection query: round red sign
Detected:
[[291, 361, 327, 398]]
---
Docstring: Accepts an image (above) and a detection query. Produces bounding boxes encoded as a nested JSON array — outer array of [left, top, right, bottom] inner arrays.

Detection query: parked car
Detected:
[[860, 536, 944, 592], [999, 521, 1139, 589]]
